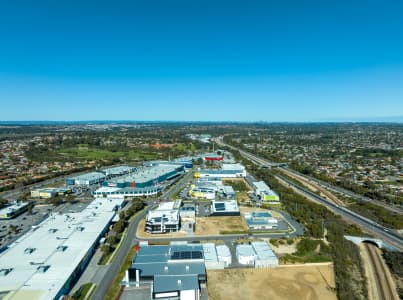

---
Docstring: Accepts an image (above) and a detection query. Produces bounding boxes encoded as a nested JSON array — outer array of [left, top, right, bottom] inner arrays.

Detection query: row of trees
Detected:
[[100, 200, 145, 259], [229, 149, 368, 300]]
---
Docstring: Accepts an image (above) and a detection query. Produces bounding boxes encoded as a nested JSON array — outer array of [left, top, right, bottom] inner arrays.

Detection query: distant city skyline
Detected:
[[0, 0, 402, 122]]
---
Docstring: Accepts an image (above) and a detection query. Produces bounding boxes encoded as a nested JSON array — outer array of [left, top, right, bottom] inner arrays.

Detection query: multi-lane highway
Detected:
[[281, 166, 403, 214], [215, 138, 403, 252]]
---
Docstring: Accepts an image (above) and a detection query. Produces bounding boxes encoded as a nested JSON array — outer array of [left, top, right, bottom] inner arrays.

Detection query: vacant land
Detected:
[[136, 216, 249, 238], [208, 264, 336, 300], [195, 216, 248, 235]]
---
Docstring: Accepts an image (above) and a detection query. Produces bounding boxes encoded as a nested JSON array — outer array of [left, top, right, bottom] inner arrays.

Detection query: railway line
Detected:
[[364, 243, 398, 300]]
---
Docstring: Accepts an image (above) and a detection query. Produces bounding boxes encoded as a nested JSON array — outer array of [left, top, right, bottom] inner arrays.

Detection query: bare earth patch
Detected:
[[207, 264, 336, 300], [195, 216, 248, 235], [136, 216, 248, 238]]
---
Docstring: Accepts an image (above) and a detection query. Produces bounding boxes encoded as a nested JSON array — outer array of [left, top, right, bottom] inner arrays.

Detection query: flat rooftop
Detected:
[[0, 197, 124, 300], [236, 244, 255, 257], [211, 200, 239, 213], [216, 245, 231, 258], [67, 172, 105, 181], [109, 165, 181, 184], [251, 242, 277, 260], [253, 181, 270, 191], [101, 166, 134, 174], [0, 202, 28, 216], [221, 163, 245, 170]]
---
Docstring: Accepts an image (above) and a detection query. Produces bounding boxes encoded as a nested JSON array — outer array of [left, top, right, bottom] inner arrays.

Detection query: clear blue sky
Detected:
[[0, 0, 402, 122]]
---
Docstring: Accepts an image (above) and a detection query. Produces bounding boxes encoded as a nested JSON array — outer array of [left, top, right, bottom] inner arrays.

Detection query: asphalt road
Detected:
[[217, 138, 403, 251], [280, 166, 403, 214], [91, 171, 193, 300], [91, 208, 150, 300], [276, 174, 403, 252]]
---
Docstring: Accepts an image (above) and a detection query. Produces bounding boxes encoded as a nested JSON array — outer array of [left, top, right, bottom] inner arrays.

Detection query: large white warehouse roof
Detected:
[[0, 197, 124, 300]]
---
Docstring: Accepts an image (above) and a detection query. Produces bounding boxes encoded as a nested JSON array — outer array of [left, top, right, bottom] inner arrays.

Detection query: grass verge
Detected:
[[72, 283, 96, 300], [104, 246, 137, 300]]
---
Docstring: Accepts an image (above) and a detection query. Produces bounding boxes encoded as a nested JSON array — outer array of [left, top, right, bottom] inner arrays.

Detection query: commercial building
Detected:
[[145, 201, 182, 234], [94, 164, 184, 198], [0, 201, 29, 219], [202, 153, 223, 161], [144, 159, 193, 169], [100, 166, 136, 178], [124, 243, 206, 300], [31, 187, 72, 199], [210, 200, 240, 216], [103, 165, 184, 189], [66, 172, 106, 186], [244, 211, 278, 230], [0, 197, 126, 299], [253, 181, 280, 202], [93, 185, 163, 198]]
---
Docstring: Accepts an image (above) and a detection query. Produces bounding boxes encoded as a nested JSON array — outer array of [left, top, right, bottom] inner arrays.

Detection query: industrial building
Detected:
[[253, 181, 280, 202], [222, 163, 246, 176], [188, 185, 216, 200], [235, 242, 278, 267], [216, 245, 232, 267], [194, 169, 245, 178], [0, 197, 126, 299], [124, 243, 206, 300], [144, 159, 193, 169], [244, 211, 278, 230], [210, 200, 240, 216], [196, 177, 222, 183], [252, 242, 279, 268], [236, 244, 256, 265], [202, 243, 232, 269], [217, 185, 236, 199], [66, 172, 106, 186], [31, 187, 72, 199], [192, 179, 235, 200], [0, 201, 29, 219], [145, 201, 182, 234]]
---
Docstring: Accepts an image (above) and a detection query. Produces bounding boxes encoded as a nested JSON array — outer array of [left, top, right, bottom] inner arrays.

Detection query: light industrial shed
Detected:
[[0, 197, 126, 299]]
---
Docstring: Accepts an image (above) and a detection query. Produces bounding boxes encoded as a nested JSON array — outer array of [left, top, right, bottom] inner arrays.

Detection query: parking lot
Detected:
[[0, 199, 92, 249], [0, 205, 50, 248]]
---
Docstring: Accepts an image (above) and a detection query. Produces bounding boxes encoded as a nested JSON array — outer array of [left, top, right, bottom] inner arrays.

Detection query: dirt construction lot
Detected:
[[207, 264, 336, 300], [195, 216, 248, 235], [136, 216, 248, 238]]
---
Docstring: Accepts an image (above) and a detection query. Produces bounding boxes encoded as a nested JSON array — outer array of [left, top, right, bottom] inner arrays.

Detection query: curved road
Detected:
[[91, 171, 194, 299]]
